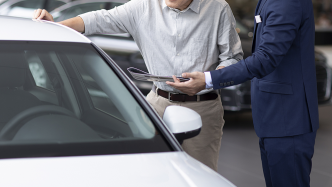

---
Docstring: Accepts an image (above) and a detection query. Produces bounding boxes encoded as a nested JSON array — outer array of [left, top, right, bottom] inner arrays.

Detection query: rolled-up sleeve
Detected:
[[78, 0, 146, 36], [216, 4, 243, 69]]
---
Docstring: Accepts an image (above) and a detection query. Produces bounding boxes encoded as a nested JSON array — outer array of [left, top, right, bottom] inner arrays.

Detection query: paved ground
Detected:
[[217, 105, 332, 187]]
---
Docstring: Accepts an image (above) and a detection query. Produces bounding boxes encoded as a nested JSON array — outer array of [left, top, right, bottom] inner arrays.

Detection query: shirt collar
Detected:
[[162, 0, 201, 14], [188, 0, 200, 14]]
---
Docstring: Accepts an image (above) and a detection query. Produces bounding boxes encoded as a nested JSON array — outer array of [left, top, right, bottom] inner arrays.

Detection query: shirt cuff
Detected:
[[204, 72, 213, 89]]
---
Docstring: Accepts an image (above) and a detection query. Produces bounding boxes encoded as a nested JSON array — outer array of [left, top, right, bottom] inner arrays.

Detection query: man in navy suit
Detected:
[[167, 0, 318, 186]]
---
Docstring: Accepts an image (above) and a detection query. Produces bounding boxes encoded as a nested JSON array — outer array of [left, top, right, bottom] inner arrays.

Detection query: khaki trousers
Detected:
[[146, 90, 224, 171]]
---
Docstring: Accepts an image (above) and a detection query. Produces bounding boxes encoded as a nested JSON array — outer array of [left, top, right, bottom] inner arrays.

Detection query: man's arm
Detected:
[[33, 9, 85, 33], [58, 17, 85, 33], [168, 0, 302, 95], [76, 0, 145, 36], [211, 0, 302, 90], [33, 0, 146, 36], [216, 4, 243, 69]]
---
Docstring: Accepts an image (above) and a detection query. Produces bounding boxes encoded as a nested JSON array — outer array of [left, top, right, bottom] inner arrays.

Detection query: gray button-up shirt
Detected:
[[79, 0, 243, 94]]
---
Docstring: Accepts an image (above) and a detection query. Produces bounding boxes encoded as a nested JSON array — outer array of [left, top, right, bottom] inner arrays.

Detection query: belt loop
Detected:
[[156, 87, 159, 96], [197, 95, 200, 102]]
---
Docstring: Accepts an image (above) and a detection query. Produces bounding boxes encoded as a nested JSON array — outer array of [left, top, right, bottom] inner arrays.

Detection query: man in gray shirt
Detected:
[[34, 0, 243, 171]]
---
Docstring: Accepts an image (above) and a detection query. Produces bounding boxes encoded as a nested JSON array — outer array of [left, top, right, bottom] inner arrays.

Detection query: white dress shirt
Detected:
[[79, 0, 243, 94], [205, 71, 213, 89]]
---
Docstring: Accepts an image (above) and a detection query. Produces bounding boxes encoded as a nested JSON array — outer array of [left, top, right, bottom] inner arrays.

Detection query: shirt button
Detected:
[[177, 53, 179, 56], [178, 34, 181, 37]]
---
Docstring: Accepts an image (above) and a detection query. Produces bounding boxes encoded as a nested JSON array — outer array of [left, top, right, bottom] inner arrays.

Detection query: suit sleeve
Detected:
[[211, 0, 302, 89]]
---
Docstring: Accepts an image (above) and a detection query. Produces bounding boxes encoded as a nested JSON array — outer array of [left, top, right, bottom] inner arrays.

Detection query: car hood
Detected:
[[0, 152, 235, 187]]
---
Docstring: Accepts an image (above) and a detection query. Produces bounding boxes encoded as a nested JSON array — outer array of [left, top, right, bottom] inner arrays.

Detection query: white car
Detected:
[[0, 16, 235, 187]]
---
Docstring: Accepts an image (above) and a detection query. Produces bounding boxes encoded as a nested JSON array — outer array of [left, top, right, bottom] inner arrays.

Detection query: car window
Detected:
[[25, 50, 54, 91], [0, 41, 172, 158], [74, 58, 126, 121], [56, 2, 108, 21], [0, 0, 8, 6], [7, 0, 44, 18], [46, 0, 65, 11], [6, 0, 65, 18], [112, 2, 124, 8]]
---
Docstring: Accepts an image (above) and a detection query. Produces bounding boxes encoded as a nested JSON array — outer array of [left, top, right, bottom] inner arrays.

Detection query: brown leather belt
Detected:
[[152, 85, 218, 102]]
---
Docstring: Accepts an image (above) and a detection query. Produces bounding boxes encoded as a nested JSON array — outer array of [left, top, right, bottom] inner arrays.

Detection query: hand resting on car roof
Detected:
[[33, 9, 85, 33]]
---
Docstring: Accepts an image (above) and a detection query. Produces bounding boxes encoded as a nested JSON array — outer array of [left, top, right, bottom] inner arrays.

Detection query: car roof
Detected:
[[0, 16, 91, 43]]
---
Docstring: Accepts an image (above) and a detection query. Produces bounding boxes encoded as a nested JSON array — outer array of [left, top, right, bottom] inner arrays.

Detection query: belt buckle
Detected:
[[168, 92, 180, 102]]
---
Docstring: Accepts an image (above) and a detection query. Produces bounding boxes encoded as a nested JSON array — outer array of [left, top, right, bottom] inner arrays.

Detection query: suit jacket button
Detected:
[[231, 81, 234, 84], [227, 82, 231, 86], [219, 83, 223, 86]]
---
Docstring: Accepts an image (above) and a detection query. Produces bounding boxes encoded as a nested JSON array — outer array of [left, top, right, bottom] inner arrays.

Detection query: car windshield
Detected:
[[0, 41, 172, 158]]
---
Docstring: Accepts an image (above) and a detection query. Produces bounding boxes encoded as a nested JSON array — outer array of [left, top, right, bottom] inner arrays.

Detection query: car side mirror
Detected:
[[163, 106, 202, 144]]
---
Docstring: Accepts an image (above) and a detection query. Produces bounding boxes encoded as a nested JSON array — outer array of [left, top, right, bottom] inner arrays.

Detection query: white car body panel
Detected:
[[0, 16, 236, 187], [0, 152, 235, 187], [88, 35, 139, 53], [0, 16, 90, 43]]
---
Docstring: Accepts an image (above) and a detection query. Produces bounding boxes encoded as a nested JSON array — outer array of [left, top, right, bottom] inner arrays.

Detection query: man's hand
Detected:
[[33, 9, 54, 22], [217, 66, 225, 70], [166, 72, 206, 96], [32, 9, 85, 33]]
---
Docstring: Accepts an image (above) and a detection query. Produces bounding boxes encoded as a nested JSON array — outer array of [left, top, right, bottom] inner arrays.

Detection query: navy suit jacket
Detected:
[[211, 0, 319, 137]]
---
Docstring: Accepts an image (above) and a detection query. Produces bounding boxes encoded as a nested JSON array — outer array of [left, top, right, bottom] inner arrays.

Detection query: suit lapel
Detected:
[[257, 0, 268, 15], [252, 0, 268, 53], [255, 0, 263, 15]]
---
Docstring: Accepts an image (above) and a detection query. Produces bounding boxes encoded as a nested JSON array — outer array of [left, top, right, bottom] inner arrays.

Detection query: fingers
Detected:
[[217, 66, 225, 70], [166, 76, 180, 86], [182, 72, 191, 78], [33, 9, 42, 19], [38, 9, 47, 20], [182, 72, 199, 79], [166, 81, 174, 86], [172, 75, 180, 83], [167, 72, 206, 96], [165, 81, 177, 87], [33, 9, 54, 21]]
